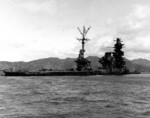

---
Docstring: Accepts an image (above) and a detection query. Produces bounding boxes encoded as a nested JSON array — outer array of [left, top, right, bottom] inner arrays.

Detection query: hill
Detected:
[[131, 58, 150, 67], [1, 56, 150, 74], [125, 58, 150, 73]]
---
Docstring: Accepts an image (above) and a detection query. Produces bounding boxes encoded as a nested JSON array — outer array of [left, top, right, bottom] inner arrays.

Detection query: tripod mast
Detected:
[[75, 26, 92, 71], [77, 26, 91, 58]]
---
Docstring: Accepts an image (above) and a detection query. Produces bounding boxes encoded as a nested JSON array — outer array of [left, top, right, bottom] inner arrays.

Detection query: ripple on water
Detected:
[[0, 75, 150, 118]]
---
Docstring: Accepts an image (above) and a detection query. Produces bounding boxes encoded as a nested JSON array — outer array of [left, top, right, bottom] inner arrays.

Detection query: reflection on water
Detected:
[[0, 74, 150, 118]]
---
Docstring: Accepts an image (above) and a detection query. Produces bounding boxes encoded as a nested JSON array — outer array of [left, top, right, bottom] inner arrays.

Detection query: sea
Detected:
[[0, 74, 150, 118]]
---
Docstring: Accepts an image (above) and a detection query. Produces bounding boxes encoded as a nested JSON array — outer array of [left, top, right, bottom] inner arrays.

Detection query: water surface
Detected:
[[0, 74, 150, 118]]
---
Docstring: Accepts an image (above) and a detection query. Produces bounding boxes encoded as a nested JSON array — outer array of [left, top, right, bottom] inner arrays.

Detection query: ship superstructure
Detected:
[[75, 26, 92, 71], [99, 38, 128, 74]]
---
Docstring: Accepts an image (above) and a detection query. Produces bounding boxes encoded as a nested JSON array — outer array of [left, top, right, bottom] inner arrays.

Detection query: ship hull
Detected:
[[3, 70, 137, 76], [3, 71, 102, 76]]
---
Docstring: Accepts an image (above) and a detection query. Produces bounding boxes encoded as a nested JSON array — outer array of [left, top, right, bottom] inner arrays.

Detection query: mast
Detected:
[[77, 26, 91, 58], [75, 26, 92, 71]]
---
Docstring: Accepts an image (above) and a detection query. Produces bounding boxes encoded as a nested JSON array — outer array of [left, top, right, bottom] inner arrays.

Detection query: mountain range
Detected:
[[0, 56, 150, 74]]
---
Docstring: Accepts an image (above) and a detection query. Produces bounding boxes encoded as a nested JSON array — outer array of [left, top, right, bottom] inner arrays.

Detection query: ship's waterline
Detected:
[[0, 74, 150, 118]]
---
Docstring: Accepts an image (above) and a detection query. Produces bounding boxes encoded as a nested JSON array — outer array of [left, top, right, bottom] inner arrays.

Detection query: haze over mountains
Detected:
[[131, 58, 150, 67], [0, 56, 150, 74]]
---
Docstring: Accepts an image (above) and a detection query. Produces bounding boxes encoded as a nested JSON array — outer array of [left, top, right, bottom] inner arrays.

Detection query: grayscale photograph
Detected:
[[0, 0, 150, 118]]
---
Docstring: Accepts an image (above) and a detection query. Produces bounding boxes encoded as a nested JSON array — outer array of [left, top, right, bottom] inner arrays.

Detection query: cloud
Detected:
[[0, 0, 76, 61], [85, 4, 150, 60], [0, 1, 150, 61], [18, 0, 56, 14], [118, 5, 150, 34], [120, 5, 150, 59]]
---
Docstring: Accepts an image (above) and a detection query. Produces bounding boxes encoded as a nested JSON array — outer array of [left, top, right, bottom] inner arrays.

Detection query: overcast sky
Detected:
[[0, 0, 150, 61]]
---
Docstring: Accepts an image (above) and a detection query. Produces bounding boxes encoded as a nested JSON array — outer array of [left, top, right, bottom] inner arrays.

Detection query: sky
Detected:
[[0, 0, 150, 61]]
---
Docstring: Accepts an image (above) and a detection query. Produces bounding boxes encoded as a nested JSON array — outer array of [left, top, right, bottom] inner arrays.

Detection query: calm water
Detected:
[[0, 74, 150, 118]]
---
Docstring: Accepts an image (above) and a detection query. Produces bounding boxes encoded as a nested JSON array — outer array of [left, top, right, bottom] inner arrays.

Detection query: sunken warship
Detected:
[[4, 27, 133, 76]]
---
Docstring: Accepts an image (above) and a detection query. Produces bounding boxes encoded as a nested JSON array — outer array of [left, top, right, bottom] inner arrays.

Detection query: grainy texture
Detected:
[[0, 74, 150, 118]]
